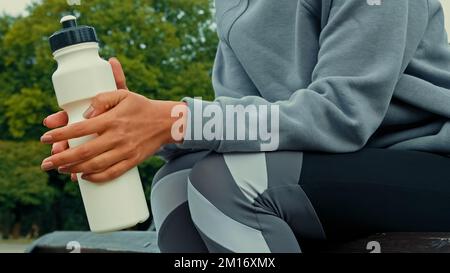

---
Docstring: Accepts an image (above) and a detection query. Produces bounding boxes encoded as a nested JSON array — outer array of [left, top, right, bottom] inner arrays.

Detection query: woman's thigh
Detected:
[[153, 148, 450, 247], [151, 151, 210, 232], [300, 148, 450, 240]]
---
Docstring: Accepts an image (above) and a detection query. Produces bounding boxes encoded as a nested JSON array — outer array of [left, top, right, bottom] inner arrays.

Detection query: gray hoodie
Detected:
[[173, 0, 450, 155]]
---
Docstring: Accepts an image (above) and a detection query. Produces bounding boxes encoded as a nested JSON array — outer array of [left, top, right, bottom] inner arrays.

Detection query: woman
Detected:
[[41, 0, 450, 253]]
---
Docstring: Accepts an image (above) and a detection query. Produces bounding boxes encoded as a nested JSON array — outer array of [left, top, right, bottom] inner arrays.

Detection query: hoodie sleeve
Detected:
[[179, 0, 418, 153]]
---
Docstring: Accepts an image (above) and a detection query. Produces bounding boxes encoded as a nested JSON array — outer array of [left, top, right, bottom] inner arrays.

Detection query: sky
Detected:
[[0, 0, 37, 16]]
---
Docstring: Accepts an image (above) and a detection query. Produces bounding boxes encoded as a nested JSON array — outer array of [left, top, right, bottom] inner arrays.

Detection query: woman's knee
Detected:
[[187, 153, 226, 200], [151, 151, 210, 190], [187, 152, 282, 252], [187, 152, 267, 229], [150, 151, 209, 231], [187, 152, 326, 244], [188, 152, 270, 206]]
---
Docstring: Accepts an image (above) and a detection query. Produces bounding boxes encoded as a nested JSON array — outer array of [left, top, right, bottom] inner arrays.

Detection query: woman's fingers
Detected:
[[41, 91, 129, 144], [58, 146, 131, 175], [82, 89, 128, 119], [40, 115, 107, 144], [82, 158, 137, 183], [42, 90, 127, 143], [51, 140, 68, 155], [43, 111, 69, 129], [71, 173, 78, 182], [109, 57, 128, 90], [41, 133, 117, 171], [45, 118, 77, 182], [42, 59, 129, 183]]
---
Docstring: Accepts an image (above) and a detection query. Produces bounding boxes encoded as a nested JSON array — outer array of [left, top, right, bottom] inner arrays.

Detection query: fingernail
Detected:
[[41, 161, 54, 171], [43, 118, 47, 127], [83, 106, 94, 119], [51, 144, 61, 155], [40, 134, 53, 144], [51, 148, 61, 155], [58, 167, 70, 174]]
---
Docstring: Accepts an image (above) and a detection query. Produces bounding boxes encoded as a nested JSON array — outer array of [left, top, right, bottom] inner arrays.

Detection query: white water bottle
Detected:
[[49, 15, 149, 232]]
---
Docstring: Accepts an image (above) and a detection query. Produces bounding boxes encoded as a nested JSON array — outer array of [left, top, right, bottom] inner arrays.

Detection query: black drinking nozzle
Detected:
[[61, 15, 78, 28], [49, 15, 98, 53]]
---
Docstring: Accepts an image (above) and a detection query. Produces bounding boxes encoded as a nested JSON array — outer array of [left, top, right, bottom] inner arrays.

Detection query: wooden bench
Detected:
[[27, 231, 159, 253], [27, 231, 450, 253]]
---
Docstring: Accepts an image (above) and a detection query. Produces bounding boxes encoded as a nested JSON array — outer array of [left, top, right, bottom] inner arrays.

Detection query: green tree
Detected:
[[0, 0, 217, 236], [4, 88, 58, 138], [0, 141, 55, 238]]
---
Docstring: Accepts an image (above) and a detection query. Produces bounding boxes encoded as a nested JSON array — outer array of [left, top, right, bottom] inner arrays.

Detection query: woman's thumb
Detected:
[[109, 57, 128, 90], [83, 90, 128, 119]]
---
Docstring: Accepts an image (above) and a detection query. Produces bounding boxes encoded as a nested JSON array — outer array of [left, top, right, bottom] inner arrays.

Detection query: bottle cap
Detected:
[[49, 15, 98, 53]]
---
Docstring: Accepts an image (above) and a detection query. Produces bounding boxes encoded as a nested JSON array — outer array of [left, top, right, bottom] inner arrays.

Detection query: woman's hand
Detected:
[[41, 58, 187, 182], [44, 57, 128, 181]]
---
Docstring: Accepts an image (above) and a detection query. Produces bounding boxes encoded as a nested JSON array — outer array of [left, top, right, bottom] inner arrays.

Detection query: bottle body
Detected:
[[52, 42, 149, 232]]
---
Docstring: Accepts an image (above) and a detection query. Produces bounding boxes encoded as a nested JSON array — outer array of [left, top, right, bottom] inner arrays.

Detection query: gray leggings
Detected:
[[151, 149, 450, 253]]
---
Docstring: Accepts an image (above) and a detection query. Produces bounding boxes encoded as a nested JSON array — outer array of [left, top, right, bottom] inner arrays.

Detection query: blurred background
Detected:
[[0, 0, 216, 252], [1, 0, 450, 253]]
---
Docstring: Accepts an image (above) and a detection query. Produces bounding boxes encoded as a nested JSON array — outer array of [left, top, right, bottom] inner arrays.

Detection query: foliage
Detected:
[[0, 141, 53, 209], [0, 141, 55, 238], [0, 0, 217, 237]]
